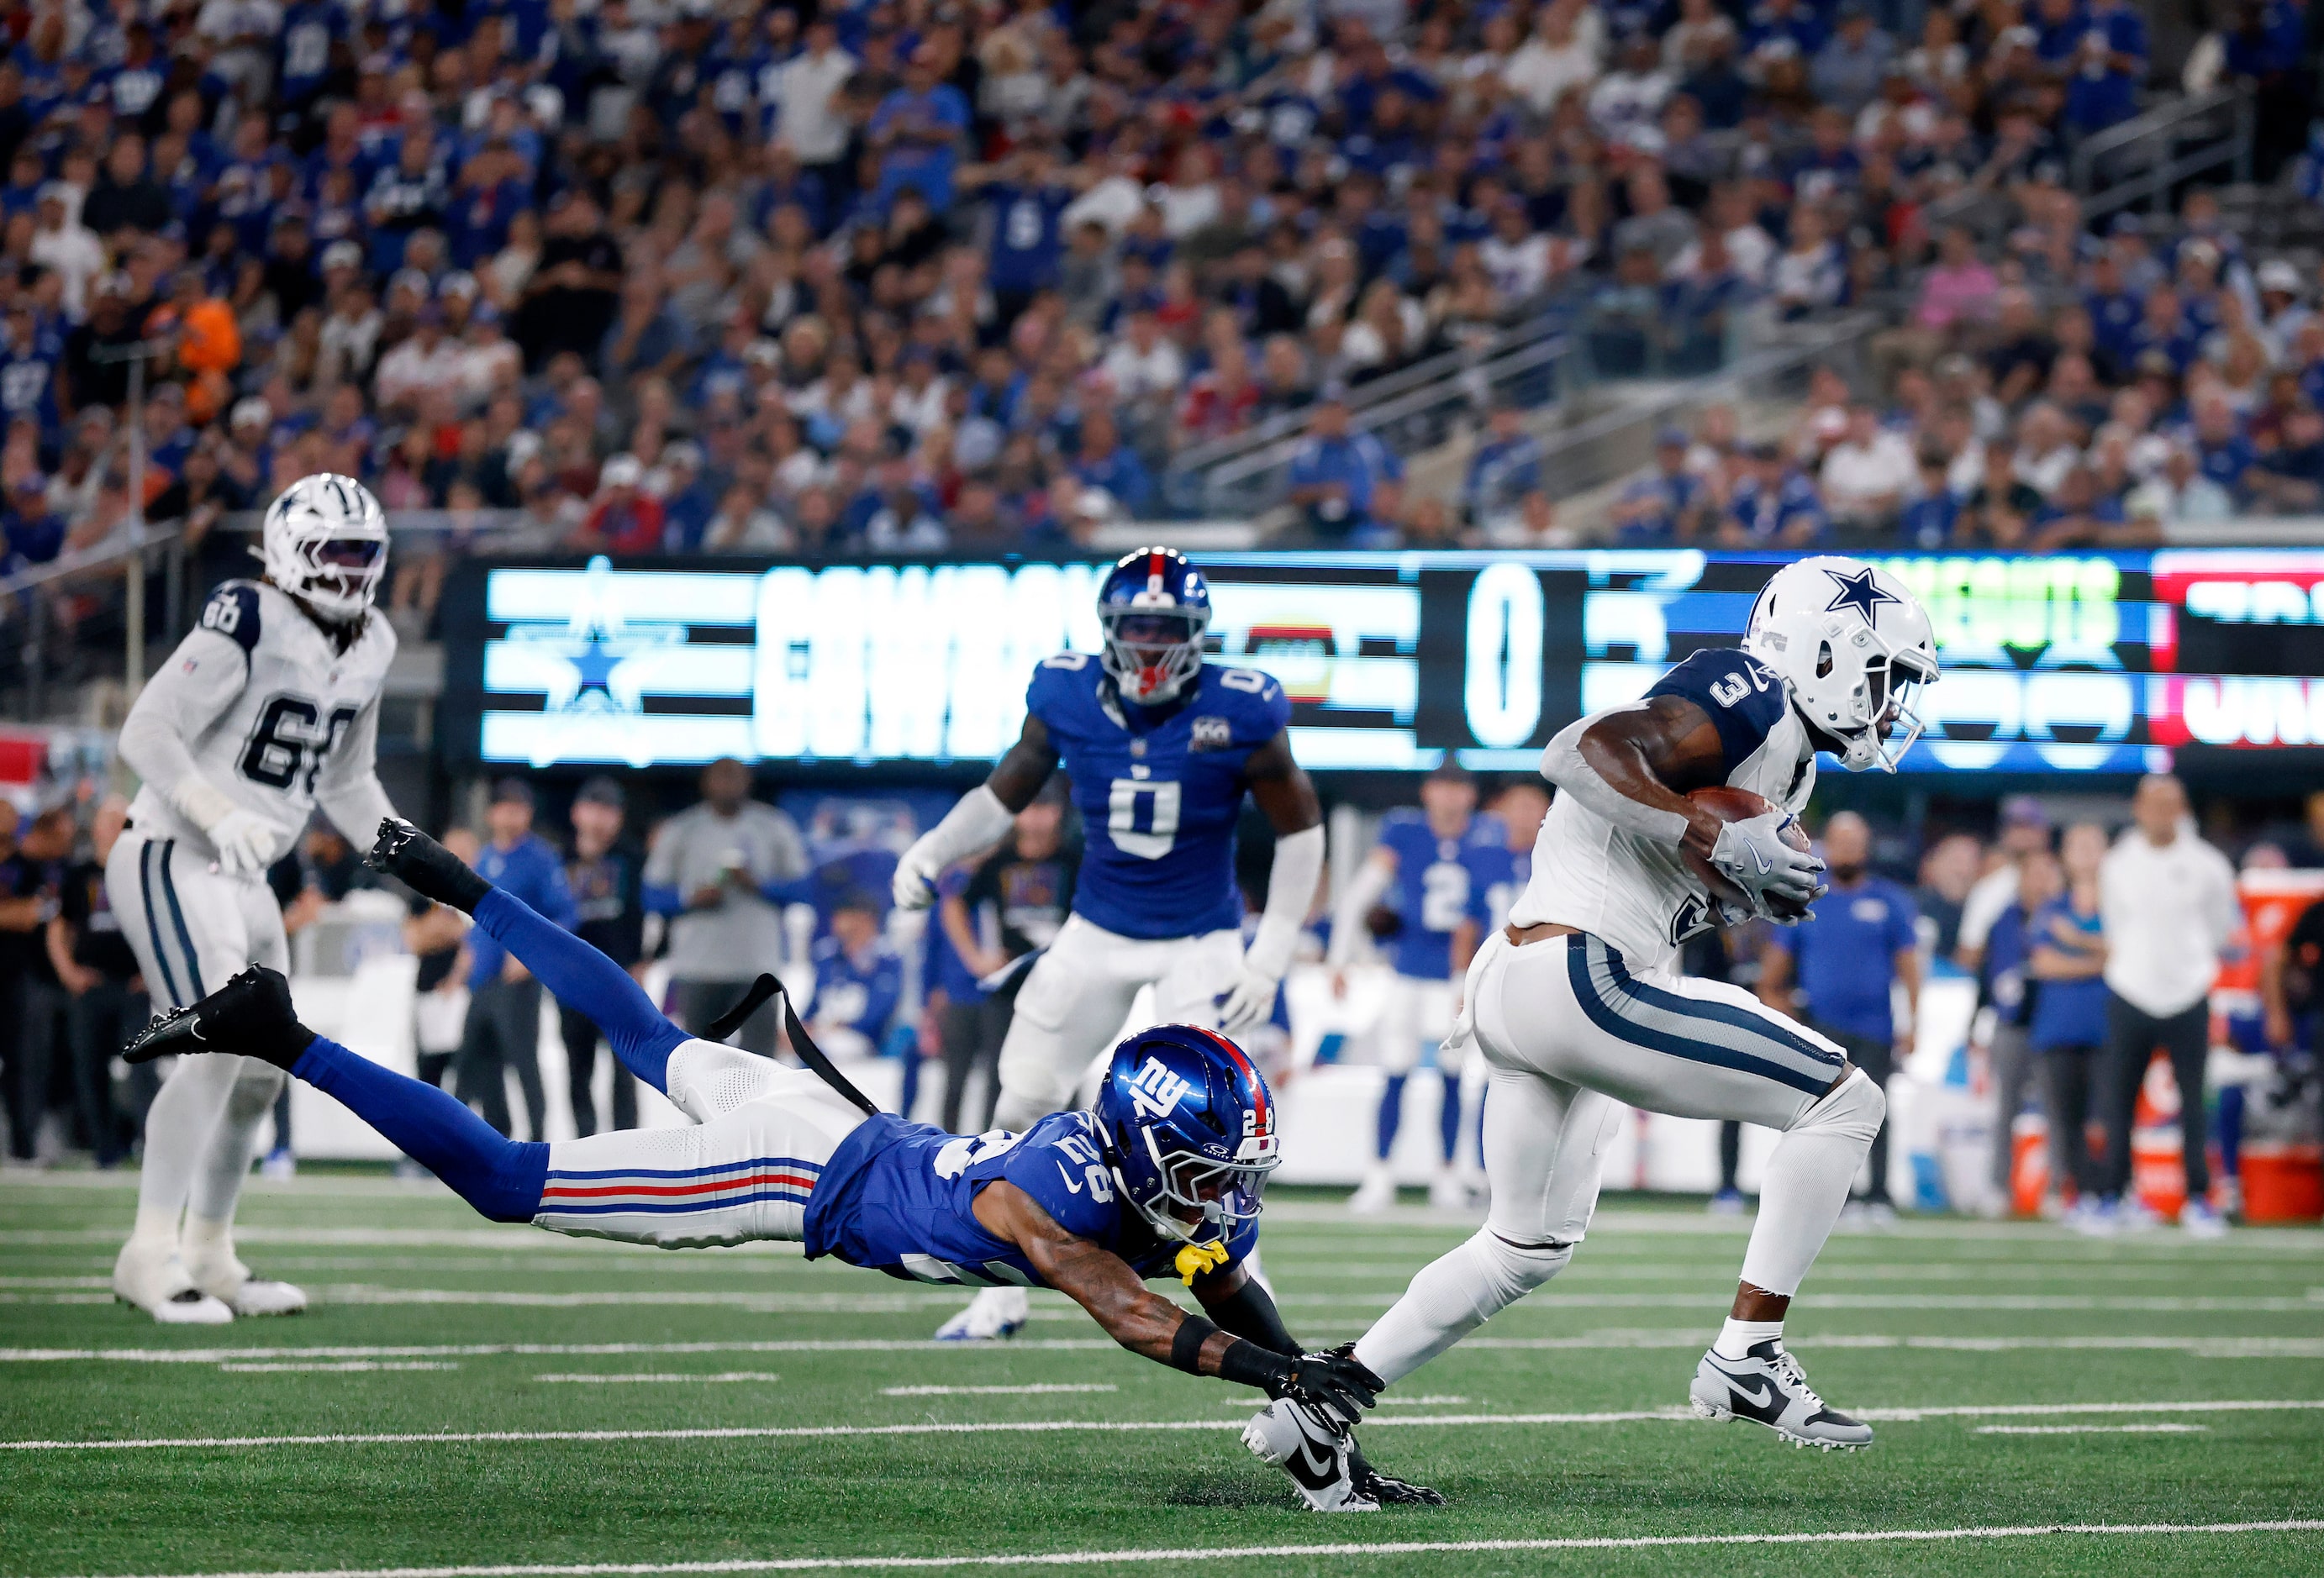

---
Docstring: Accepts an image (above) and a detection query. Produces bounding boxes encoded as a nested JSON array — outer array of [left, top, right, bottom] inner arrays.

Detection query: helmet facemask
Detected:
[[1099, 608, 1208, 706], [1112, 1121, 1278, 1246], [261, 474, 388, 624], [1823, 637, 1937, 772]]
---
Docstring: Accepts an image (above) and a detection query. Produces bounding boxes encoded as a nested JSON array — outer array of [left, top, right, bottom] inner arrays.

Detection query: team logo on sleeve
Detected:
[[1127, 1055, 1195, 1119], [1189, 715, 1234, 751]]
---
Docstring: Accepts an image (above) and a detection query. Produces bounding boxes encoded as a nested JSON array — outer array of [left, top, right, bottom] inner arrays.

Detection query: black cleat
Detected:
[[1350, 1446, 1449, 1507], [368, 818, 491, 912], [126, 965, 314, 1070]]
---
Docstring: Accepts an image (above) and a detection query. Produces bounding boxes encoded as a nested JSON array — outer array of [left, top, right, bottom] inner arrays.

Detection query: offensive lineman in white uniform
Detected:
[[1244, 556, 1940, 1504], [108, 475, 400, 1323]]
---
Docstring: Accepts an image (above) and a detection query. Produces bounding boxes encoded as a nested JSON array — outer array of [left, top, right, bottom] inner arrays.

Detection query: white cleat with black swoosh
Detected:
[[1689, 1341, 1873, 1451], [1242, 1397, 1380, 1511]]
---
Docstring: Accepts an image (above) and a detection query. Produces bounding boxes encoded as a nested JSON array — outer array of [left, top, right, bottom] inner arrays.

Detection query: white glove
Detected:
[[1709, 812, 1826, 918], [891, 838, 944, 912], [207, 807, 287, 880], [1216, 960, 1283, 1034]]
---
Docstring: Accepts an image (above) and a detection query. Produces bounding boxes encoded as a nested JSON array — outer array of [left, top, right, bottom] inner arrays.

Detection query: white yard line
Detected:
[[218, 1363, 461, 1375], [50, 1519, 2324, 1577], [878, 1385, 1117, 1397], [12, 1334, 2324, 1367], [1978, 1424, 2211, 1435], [11, 1400, 2324, 1453], [533, 1375, 782, 1385]]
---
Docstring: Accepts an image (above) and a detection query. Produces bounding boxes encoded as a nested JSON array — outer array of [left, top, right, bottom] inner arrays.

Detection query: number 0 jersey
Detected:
[[1374, 808, 1510, 981], [1509, 647, 1815, 972], [123, 579, 398, 871], [1026, 655, 1292, 941], [802, 1109, 1256, 1286]]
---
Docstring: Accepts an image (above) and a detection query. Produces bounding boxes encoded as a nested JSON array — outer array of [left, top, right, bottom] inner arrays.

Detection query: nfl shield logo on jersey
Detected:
[[1127, 1055, 1196, 1120], [1189, 715, 1234, 751]]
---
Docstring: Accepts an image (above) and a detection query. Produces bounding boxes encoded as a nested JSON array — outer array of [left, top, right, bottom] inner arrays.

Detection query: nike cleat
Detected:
[[124, 966, 313, 1070], [112, 1241, 232, 1325], [933, 1285, 1028, 1341], [187, 1247, 307, 1318], [367, 818, 492, 913], [1689, 1341, 1873, 1451], [1242, 1396, 1379, 1512]]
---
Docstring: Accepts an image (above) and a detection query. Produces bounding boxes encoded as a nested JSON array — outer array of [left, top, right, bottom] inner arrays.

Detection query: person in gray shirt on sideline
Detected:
[[641, 759, 810, 1055]]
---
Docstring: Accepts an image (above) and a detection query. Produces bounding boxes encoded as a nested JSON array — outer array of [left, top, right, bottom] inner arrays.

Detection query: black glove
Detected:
[[1350, 1441, 1449, 1507], [1246, 1341, 1383, 1427]]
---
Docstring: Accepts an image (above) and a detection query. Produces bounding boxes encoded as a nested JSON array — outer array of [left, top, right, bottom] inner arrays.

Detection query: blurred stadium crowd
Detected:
[[0, 0, 2316, 612]]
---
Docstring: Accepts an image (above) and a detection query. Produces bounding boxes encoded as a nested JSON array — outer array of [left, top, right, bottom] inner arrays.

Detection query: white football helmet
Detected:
[[1742, 555, 1938, 772], [261, 473, 388, 623]]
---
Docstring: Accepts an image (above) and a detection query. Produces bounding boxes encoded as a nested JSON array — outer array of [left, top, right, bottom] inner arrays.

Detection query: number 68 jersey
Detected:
[[123, 579, 398, 872]]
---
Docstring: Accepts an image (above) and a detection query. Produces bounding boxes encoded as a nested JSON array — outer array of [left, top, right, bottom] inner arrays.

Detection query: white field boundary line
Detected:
[[533, 1374, 782, 1385], [10, 1399, 2324, 1453], [219, 1363, 460, 1375], [45, 1519, 2324, 1578], [1979, 1424, 2211, 1434], [879, 1385, 1117, 1397], [14, 1287, 2324, 1313], [14, 1334, 2324, 1366]]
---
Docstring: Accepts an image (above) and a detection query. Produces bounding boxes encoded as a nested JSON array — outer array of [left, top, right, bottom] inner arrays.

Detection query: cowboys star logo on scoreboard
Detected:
[[1127, 1056, 1194, 1120]]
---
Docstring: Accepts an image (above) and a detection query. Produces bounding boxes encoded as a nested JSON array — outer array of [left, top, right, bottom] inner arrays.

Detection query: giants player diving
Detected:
[[1246, 556, 1940, 1502], [126, 818, 1440, 1507], [108, 475, 399, 1323], [893, 548, 1326, 1343]]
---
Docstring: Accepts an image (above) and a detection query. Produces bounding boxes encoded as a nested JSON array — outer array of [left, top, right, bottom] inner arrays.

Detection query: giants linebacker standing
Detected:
[[1329, 763, 1505, 1212], [894, 548, 1325, 1342], [108, 474, 399, 1323], [1246, 555, 1940, 1501]]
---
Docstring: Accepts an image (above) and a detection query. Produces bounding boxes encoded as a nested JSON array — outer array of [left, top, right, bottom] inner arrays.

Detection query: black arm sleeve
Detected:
[[1197, 1270, 1301, 1357]]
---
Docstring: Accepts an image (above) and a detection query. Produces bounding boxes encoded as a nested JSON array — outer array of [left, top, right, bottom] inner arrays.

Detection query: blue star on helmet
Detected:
[[1823, 565, 1902, 626]]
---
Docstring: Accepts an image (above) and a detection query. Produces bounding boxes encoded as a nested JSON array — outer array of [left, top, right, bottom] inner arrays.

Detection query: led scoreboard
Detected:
[[439, 549, 2324, 775]]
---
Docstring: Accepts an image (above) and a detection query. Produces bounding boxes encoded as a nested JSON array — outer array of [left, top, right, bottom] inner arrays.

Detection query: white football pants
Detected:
[[991, 914, 1243, 1127], [534, 1039, 868, 1252], [107, 828, 292, 1251], [1356, 930, 1862, 1386]]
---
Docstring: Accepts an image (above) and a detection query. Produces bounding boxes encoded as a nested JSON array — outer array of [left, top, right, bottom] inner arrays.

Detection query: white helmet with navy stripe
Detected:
[[261, 472, 388, 624], [1742, 555, 1937, 772]]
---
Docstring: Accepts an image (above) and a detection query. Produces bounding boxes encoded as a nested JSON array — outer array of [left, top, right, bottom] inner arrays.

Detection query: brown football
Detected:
[[1682, 786, 1815, 923]]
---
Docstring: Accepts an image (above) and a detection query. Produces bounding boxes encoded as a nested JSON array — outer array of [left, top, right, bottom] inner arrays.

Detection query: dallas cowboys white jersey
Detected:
[[123, 578, 398, 871], [1507, 648, 1815, 972]]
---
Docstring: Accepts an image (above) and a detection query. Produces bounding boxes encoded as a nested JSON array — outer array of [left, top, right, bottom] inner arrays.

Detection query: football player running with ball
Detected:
[[108, 475, 400, 1323], [894, 549, 1325, 1342], [1246, 556, 1940, 1504], [127, 820, 1440, 1509]]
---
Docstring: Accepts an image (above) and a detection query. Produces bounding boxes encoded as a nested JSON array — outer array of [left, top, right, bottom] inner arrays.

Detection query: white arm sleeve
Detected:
[[314, 693, 398, 850], [1325, 851, 1396, 969], [910, 785, 1020, 871], [116, 629, 252, 832], [1246, 823, 1325, 981], [1537, 710, 1689, 845]]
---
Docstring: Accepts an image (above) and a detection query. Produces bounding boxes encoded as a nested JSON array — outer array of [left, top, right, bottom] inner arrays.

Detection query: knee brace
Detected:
[[1789, 1066, 1884, 1145]]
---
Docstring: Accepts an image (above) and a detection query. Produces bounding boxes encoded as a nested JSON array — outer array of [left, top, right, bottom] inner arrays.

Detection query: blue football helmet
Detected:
[[1097, 546, 1212, 705], [1093, 1023, 1280, 1246]]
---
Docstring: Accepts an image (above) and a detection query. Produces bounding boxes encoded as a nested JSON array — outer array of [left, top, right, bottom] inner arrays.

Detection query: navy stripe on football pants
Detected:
[[1567, 935, 1843, 1097]]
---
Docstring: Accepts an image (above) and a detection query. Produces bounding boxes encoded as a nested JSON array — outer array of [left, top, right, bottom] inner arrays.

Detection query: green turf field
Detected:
[[3, 1170, 2321, 1577]]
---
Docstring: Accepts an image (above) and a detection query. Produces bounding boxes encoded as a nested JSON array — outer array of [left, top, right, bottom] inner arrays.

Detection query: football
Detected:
[[1682, 786, 1815, 922]]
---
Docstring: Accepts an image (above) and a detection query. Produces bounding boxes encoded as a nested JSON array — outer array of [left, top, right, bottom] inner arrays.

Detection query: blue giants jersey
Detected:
[[1027, 655, 1292, 941], [802, 1110, 1256, 1286], [1374, 809, 1509, 980]]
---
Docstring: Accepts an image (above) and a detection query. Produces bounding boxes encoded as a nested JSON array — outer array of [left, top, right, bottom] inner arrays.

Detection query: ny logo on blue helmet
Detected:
[[1096, 546, 1212, 707], [1094, 1024, 1279, 1246]]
